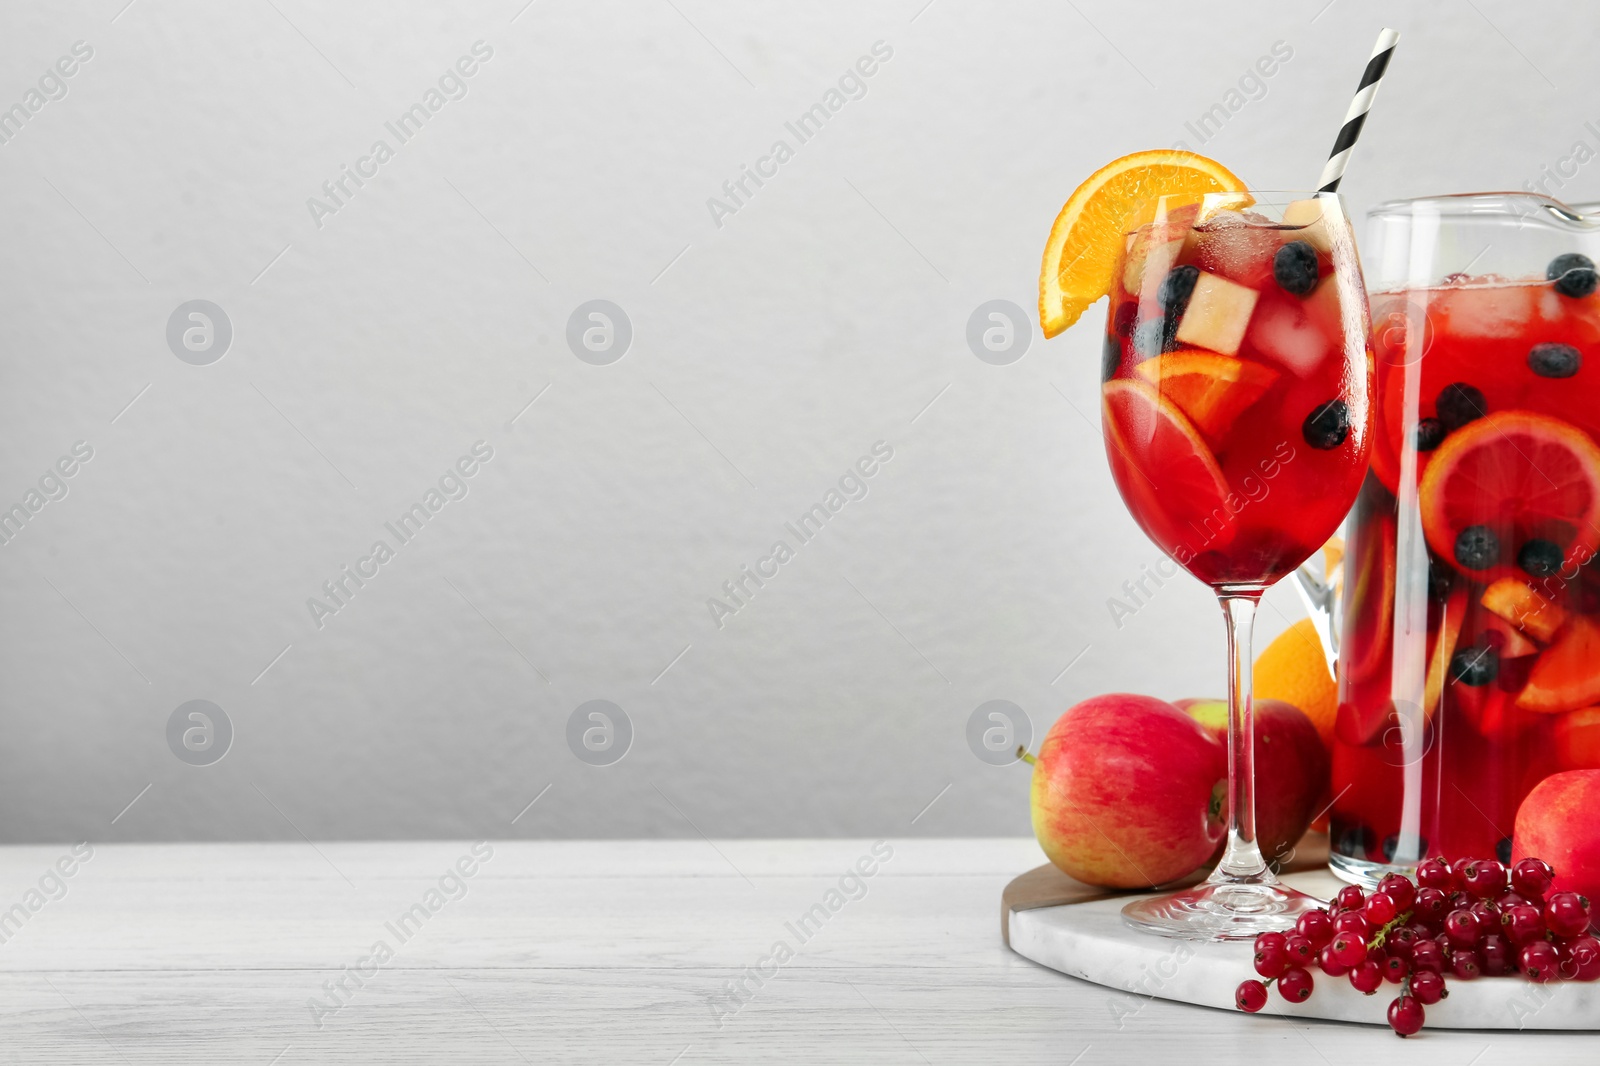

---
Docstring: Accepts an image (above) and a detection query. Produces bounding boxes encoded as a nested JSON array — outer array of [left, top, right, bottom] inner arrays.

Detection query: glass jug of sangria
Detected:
[[1317, 193, 1600, 884]]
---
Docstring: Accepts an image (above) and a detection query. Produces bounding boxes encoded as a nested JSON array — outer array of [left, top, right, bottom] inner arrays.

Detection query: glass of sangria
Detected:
[[1104, 191, 1374, 938], [1330, 193, 1600, 883]]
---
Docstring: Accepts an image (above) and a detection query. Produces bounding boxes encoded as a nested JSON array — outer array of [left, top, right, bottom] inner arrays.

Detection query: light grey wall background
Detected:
[[1, 0, 1594, 842]]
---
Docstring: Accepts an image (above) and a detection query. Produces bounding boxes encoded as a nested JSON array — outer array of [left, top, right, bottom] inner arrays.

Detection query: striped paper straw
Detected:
[[1317, 28, 1401, 194]]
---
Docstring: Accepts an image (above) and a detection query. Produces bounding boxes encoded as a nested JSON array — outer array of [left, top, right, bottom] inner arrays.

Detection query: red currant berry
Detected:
[[1410, 940, 1445, 974], [1503, 903, 1547, 945], [1564, 934, 1600, 982], [1496, 889, 1530, 911], [1413, 886, 1448, 923], [1277, 966, 1314, 1003], [1349, 959, 1384, 994], [1520, 939, 1560, 983], [1386, 925, 1418, 961], [1377, 872, 1416, 911], [1255, 943, 1289, 979], [1512, 857, 1556, 900], [1333, 911, 1371, 939], [1335, 884, 1366, 913], [1365, 892, 1399, 927], [1236, 978, 1268, 1013], [1329, 933, 1368, 969], [1461, 858, 1507, 899], [1416, 858, 1454, 892], [1469, 899, 1502, 926], [1284, 934, 1314, 965], [1382, 953, 1409, 983], [1296, 908, 1334, 948], [1318, 943, 1351, 977], [1544, 891, 1593, 938], [1451, 949, 1482, 980], [1409, 968, 1447, 1005], [1388, 994, 1425, 1037], [1480, 933, 1513, 976], [1443, 908, 1481, 948]]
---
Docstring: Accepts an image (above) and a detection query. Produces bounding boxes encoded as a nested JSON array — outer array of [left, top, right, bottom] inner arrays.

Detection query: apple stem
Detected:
[[1016, 746, 1036, 766]]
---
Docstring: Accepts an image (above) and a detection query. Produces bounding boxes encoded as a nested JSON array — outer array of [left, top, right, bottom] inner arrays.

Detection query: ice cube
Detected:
[[1189, 215, 1279, 289], [1441, 284, 1540, 339], [1244, 290, 1333, 376]]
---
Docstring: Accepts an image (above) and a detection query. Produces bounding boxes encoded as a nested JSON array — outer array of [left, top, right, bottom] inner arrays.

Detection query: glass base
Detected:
[[1328, 849, 1413, 889], [1121, 875, 1324, 941]]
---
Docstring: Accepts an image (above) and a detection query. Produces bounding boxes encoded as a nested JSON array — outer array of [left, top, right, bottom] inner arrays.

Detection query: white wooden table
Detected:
[[0, 839, 1592, 1063]]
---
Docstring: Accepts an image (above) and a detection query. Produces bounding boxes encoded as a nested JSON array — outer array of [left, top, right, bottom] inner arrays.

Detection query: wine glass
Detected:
[[1101, 191, 1373, 939]]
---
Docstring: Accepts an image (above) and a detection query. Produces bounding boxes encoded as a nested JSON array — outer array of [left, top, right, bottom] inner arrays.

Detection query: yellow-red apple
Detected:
[[1179, 697, 1328, 866], [1026, 693, 1225, 888]]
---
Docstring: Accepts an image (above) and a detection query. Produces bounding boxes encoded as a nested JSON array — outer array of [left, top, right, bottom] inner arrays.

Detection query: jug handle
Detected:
[[1291, 537, 1342, 674]]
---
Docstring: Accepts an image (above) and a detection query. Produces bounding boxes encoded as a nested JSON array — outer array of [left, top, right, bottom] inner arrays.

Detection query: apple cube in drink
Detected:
[[1284, 198, 1336, 253], [1124, 231, 1185, 300], [1174, 271, 1258, 356]]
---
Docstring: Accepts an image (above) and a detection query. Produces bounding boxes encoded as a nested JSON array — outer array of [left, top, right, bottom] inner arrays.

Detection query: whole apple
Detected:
[[1179, 698, 1329, 867], [1514, 770, 1600, 904], [1028, 693, 1226, 888]]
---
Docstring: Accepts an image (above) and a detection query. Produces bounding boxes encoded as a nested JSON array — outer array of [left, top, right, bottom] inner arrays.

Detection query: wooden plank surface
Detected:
[[0, 839, 1592, 1063]]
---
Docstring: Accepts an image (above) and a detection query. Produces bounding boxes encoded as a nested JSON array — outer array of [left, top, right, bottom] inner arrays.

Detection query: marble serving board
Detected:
[[1002, 853, 1600, 1030]]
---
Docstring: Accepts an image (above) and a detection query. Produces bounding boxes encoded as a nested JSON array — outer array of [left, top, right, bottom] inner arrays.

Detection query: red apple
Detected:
[[1027, 693, 1225, 888], [1514, 770, 1600, 902], [1179, 698, 1329, 866]]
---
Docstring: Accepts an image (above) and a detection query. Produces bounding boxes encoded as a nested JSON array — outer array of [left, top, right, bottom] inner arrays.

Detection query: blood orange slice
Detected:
[[1131, 350, 1278, 447], [1418, 411, 1600, 581], [1518, 617, 1600, 714], [1102, 378, 1231, 556]]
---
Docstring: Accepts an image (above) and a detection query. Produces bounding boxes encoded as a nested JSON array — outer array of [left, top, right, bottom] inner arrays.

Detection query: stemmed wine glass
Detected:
[[1102, 191, 1373, 939]]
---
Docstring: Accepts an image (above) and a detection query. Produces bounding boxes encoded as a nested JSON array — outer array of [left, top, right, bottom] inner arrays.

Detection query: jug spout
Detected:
[[1291, 539, 1342, 674]]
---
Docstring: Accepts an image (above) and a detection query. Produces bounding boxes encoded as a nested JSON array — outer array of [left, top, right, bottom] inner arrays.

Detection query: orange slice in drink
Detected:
[[1038, 151, 1248, 338], [1101, 378, 1231, 552], [1519, 617, 1600, 714], [1342, 510, 1396, 685], [1132, 350, 1278, 447], [1418, 410, 1600, 581]]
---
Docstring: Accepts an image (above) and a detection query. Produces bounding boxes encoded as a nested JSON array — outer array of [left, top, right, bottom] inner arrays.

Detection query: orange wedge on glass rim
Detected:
[[1038, 150, 1249, 338]]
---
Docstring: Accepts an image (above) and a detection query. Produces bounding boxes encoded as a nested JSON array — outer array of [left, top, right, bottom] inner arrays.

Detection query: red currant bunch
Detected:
[[1232, 855, 1596, 1037]]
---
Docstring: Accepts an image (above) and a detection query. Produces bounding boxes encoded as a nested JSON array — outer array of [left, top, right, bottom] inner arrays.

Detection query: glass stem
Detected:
[[1214, 589, 1270, 882]]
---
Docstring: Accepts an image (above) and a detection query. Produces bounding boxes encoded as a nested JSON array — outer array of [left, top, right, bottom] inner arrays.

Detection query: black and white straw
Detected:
[[1317, 28, 1401, 194]]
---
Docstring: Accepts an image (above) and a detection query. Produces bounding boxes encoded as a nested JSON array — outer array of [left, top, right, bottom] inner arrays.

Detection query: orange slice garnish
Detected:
[[1131, 350, 1278, 447], [1038, 150, 1248, 338]]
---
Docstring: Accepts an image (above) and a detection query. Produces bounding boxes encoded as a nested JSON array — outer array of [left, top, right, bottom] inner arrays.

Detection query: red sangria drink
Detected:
[[1102, 195, 1373, 587], [1331, 193, 1600, 883], [1104, 192, 1375, 937]]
